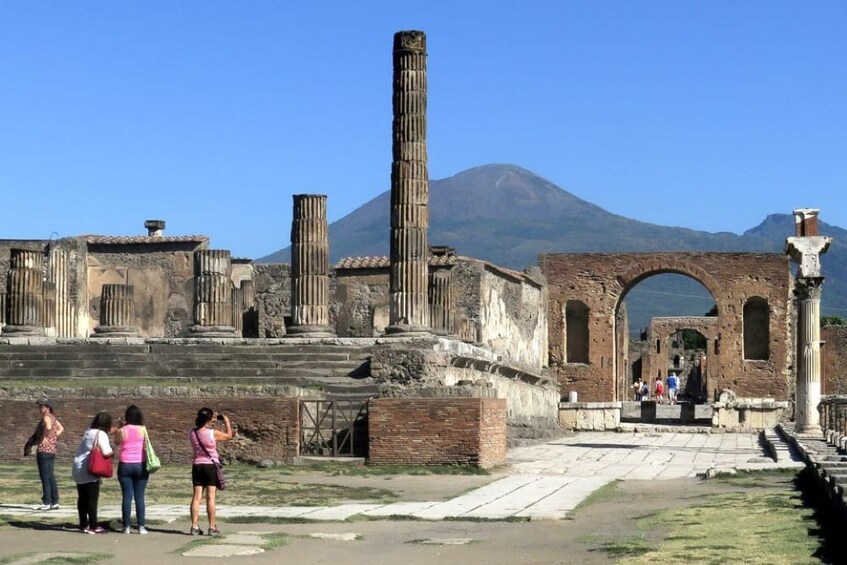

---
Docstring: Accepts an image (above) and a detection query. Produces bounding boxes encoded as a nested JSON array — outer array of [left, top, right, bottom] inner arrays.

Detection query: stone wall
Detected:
[[541, 253, 793, 402], [822, 326, 847, 395], [87, 243, 202, 337], [252, 263, 292, 337], [368, 397, 507, 468], [558, 402, 621, 431], [334, 268, 390, 337], [0, 389, 303, 464]]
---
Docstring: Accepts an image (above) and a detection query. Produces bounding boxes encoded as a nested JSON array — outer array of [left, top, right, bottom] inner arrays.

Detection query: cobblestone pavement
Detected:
[[0, 432, 803, 525]]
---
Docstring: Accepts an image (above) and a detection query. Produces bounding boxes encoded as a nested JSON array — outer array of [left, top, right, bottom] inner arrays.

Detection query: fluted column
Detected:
[[0, 292, 6, 331], [92, 284, 139, 337], [42, 282, 56, 336], [795, 278, 824, 434], [189, 249, 237, 337], [287, 194, 334, 337], [387, 30, 430, 335], [231, 287, 244, 336], [428, 269, 454, 335], [4, 249, 45, 335]]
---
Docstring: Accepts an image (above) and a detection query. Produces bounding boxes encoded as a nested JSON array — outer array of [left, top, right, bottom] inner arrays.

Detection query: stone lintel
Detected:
[[188, 324, 237, 338], [284, 325, 335, 338]]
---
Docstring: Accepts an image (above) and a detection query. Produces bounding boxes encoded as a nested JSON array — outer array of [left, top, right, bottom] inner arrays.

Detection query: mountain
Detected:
[[259, 164, 847, 329]]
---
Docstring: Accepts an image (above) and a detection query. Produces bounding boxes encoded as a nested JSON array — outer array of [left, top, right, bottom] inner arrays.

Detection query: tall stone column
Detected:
[[287, 194, 334, 337], [387, 30, 430, 334], [428, 269, 454, 335], [786, 208, 831, 435], [4, 249, 45, 335], [795, 278, 824, 434], [92, 284, 139, 337], [190, 249, 237, 337], [231, 286, 244, 336]]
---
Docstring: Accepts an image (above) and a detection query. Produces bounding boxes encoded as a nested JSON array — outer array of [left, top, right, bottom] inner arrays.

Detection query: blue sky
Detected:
[[1, 2, 845, 259]]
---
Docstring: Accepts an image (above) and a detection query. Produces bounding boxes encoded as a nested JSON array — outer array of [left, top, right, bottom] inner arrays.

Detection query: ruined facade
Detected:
[[540, 252, 793, 402]]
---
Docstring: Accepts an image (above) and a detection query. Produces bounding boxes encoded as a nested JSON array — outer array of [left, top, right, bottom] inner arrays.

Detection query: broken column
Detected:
[[387, 30, 430, 334], [92, 284, 139, 337], [4, 249, 45, 335], [287, 194, 334, 337], [190, 249, 237, 337], [785, 208, 831, 435]]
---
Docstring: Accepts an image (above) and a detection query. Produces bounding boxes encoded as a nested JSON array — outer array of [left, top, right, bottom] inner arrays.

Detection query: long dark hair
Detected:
[[90, 411, 112, 432], [195, 407, 213, 429], [125, 404, 144, 426]]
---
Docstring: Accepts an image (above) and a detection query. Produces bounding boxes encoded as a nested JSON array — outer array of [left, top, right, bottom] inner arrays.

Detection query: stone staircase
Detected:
[[0, 341, 374, 387]]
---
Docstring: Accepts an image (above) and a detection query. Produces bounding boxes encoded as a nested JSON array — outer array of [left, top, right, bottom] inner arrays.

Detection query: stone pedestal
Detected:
[[428, 269, 454, 335], [189, 250, 237, 337], [287, 194, 334, 337], [386, 30, 431, 335], [3, 249, 45, 336], [92, 284, 139, 337]]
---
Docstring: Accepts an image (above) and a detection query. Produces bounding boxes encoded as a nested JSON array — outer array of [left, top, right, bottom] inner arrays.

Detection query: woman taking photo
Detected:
[[115, 405, 150, 534], [188, 407, 233, 536], [72, 411, 114, 534]]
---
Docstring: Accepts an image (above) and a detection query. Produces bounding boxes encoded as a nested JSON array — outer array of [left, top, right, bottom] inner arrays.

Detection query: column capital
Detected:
[[795, 277, 824, 301], [785, 236, 831, 277]]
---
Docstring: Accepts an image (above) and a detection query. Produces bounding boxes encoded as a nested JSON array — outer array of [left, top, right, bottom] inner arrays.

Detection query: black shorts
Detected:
[[192, 464, 217, 487]]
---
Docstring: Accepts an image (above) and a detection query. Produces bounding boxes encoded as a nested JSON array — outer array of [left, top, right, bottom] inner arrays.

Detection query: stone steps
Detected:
[[0, 342, 373, 384], [777, 423, 847, 517]]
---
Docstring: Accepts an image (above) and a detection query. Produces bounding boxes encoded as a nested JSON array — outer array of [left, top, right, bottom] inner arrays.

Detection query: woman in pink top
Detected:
[[189, 407, 233, 536], [114, 405, 150, 534]]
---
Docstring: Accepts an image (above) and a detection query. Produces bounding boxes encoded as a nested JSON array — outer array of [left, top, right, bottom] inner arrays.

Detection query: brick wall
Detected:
[[0, 397, 300, 465], [823, 326, 847, 395], [368, 398, 506, 468]]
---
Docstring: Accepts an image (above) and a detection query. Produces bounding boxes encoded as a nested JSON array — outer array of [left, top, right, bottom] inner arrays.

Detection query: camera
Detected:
[[216, 414, 225, 422]]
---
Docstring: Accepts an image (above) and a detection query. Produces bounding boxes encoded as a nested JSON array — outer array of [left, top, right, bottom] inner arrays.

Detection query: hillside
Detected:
[[259, 164, 847, 329]]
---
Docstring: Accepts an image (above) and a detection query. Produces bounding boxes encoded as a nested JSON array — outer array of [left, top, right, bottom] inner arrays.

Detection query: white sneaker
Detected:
[[36, 504, 51, 510], [49, 504, 60, 510], [123, 527, 131, 534], [138, 526, 148, 535]]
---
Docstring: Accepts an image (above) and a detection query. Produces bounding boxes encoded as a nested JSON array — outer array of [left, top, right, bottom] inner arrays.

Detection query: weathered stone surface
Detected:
[[288, 194, 334, 337]]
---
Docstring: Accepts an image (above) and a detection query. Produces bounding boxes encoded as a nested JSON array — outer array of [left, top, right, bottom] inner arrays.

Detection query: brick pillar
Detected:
[[429, 269, 454, 335], [287, 194, 334, 337], [190, 250, 237, 337], [92, 284, 139, 337], [4, 249, 45, 335], [795, 278, 824, 434], [387, 30, 430, 335]]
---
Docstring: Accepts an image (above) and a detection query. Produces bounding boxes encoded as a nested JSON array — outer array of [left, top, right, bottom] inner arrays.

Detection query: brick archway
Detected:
[[539, 252, 793, 402]]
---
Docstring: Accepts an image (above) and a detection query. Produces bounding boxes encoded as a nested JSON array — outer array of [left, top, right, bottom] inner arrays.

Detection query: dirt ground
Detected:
[[0, 474, 797, 565]]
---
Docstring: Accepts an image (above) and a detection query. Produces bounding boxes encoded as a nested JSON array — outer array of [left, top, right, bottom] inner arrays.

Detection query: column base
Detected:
[[2, 325, 45, 336], [285, 325, 335, 338], [188, 325, 238, 338], [794, 424, 823, 437], [384, 324, 432, 336], [91, 326, 140, 338]]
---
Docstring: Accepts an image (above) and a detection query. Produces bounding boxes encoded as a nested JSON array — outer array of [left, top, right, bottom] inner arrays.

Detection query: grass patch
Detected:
[[1, 552, 111, 565], [260, 532, 289, 550], [573, 479, 621, 512], [713, 468, 798, 488], [0, 463, 399, 507]]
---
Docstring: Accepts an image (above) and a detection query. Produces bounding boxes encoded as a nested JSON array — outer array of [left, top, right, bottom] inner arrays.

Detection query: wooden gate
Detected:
[[299, 400, 368, 457]]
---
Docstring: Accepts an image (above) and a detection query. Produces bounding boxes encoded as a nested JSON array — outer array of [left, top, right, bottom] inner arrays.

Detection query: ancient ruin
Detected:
[[0, 30, 843, 471], [387, 30, 431, 335]]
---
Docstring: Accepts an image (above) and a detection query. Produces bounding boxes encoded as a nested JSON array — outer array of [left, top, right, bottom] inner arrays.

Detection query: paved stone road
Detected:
[[0, 432, 802, 525]]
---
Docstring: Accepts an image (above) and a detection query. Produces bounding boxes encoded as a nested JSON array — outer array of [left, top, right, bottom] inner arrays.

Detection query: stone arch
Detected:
[[539, 252, 792, 402]]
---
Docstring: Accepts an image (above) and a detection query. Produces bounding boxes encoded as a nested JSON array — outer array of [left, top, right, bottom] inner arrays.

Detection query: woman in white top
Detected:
[[72, 411, 114, 534]]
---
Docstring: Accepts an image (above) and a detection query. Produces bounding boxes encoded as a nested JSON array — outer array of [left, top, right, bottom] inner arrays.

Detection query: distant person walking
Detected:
[[115, 405, 150, 534], [640, 381, 650, 401], [632, 379, 643, 401], [189, 408, 233, 537], [667, 373, 679, 404], [32, 399, 64, 510], [655, 378, 665, 404], [72, 411, 115, 534]]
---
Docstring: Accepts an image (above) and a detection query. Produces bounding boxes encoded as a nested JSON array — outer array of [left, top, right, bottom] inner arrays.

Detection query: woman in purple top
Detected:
[[115, 405, 150, 534], [188, 407, 233, 536]]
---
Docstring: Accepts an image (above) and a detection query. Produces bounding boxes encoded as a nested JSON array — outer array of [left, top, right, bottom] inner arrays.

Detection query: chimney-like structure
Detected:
[[145, 219, 165, 237], [785, 208, 832, 435], [386, 30, 431, 334]]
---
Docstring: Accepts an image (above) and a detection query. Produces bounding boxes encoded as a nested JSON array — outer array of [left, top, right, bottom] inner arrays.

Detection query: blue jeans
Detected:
[[118, 462, 149, 528], [36, 452, 58, 506]]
